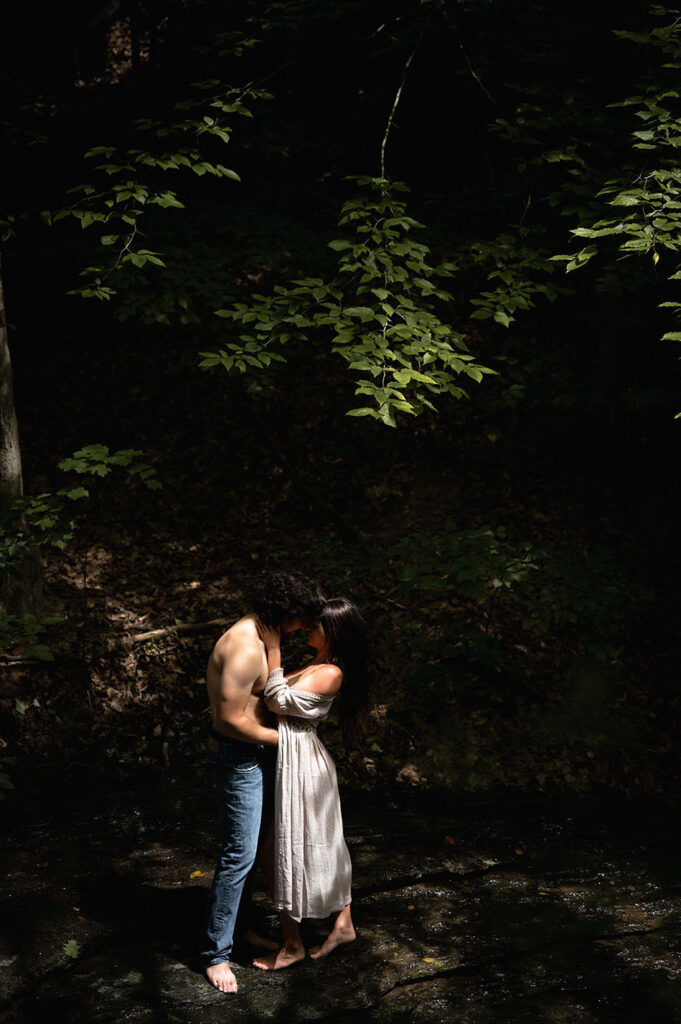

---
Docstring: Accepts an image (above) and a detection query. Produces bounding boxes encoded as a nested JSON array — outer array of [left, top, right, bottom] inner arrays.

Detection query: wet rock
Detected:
[[346, 818, 492, 892], [3, 781, 681, 1023], [0, 950, 154, 1024]]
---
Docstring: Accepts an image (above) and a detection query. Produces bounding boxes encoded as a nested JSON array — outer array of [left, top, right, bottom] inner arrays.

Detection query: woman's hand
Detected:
[[259, 623, 281, 651]]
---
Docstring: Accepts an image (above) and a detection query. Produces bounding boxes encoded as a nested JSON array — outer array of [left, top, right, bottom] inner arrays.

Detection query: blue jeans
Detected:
[[200, 729, 274, 966]]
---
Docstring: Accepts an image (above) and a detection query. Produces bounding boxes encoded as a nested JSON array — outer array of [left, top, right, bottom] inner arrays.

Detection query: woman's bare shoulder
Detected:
[[291, 663, 342, 696]]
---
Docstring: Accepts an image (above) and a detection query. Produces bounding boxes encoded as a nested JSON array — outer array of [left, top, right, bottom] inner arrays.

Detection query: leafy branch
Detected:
[[0, 612, 61, 661], [46, 81, 270, 301], [550, 7, 681, 370], [202, 176, 495, 426], [0, 446, 161, 574], [466, 227, 566, 328]]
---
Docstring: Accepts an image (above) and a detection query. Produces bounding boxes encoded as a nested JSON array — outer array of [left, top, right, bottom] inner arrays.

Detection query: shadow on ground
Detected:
[[2, 768, 681, 1023]]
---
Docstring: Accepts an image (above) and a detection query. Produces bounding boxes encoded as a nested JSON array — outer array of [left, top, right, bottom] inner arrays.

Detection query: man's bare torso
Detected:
[[206, 615, 272, 737]]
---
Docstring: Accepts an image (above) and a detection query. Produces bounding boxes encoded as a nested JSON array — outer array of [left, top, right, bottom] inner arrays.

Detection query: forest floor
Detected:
[[4, 329, 678, 797], [2, 768, 681, 1023]]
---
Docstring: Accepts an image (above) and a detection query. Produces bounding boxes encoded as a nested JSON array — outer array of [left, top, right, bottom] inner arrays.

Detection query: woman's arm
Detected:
[[259, 623, 282, 673], [263, 667, 294, 713], [259, 625, 297, 714], [264, 663, 343, 715], [259, 625, 341, 712]]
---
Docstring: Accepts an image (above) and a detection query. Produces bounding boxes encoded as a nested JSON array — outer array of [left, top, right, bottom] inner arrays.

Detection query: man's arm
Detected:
[[215, 644, 278, 746]]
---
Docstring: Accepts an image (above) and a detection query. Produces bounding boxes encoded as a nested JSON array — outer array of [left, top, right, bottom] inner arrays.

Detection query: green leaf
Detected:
[[63, 940, 81, 959], [378, 405, 397, 427], [27, 644, 54, 661]]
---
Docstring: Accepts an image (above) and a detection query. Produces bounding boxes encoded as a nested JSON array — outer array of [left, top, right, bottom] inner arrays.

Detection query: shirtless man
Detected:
[[200, 571, 325, 994]]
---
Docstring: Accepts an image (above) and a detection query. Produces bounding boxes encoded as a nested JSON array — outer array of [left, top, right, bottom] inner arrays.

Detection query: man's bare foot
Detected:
[[252, 944, 305, 971], [205, 961, 238, 993], [309, 926, 356, 960], [243, 927, 279, 952]]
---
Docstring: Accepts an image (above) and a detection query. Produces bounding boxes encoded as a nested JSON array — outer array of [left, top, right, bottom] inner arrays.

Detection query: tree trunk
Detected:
[[0, 255, 22, 498], [0, 254, 43, 616]]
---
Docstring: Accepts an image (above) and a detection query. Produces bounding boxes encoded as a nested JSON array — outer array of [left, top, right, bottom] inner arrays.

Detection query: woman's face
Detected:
[[305, 621, 326, 651]]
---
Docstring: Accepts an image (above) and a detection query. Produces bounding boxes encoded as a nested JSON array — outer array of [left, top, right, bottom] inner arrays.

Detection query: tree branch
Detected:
[[132, 618, 229, 643], [380, 29, 427, 180]]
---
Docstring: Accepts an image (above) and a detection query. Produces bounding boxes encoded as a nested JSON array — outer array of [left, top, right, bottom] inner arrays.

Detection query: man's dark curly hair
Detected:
[[250, 571, 325, 628]]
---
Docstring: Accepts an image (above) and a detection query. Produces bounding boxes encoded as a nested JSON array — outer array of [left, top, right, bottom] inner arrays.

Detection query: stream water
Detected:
[[1, 765, 680, 1023]]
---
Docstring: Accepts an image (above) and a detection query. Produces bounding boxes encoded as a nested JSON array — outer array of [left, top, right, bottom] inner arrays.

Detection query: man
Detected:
[[201, 571, 325, 994]]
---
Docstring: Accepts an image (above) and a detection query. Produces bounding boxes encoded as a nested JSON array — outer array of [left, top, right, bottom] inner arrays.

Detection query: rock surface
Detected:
[[1, 769, 681, 1023]]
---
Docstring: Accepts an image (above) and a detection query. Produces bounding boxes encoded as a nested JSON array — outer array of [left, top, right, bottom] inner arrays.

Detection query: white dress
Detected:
[[263, 668, 352, 922]]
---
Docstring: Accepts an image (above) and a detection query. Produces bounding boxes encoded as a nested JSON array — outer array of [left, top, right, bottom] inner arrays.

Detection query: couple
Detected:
[[201, 571, 368, 994]]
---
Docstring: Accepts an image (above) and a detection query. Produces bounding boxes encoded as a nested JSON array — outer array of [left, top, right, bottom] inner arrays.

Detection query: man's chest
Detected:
[[251, 662, 269, 697]]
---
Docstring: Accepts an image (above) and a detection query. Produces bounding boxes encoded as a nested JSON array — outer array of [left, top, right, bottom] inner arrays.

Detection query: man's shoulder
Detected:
[[211, 615, 250, 646], [213, 618, 262, 667]]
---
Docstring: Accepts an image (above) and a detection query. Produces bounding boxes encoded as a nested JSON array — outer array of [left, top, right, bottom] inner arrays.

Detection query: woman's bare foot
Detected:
[[243, 927, 279, 952], [309, 925, 356, 960], [252, 944, 305, 971], [205, 962, 238, 993]]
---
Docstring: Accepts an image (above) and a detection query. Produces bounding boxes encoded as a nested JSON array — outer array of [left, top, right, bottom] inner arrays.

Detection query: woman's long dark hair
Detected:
[[319, 597, 370, 745]]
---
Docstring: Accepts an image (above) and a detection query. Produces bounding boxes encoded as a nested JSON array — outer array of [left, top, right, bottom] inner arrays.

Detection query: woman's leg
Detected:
[[252, 910, 306, 971], [309, 904, 356, 960], [256, 816, 275, 898]]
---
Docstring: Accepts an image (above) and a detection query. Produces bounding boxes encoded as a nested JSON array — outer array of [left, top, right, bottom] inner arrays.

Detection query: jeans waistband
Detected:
[[208, 727, 263, 752]]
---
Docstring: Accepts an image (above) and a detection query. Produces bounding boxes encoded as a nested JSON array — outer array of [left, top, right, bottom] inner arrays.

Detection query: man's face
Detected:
[[280, 616, 306, 635]]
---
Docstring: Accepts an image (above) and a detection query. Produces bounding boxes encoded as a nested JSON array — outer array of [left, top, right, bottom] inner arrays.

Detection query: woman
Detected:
[[253, 597, 369, 971]]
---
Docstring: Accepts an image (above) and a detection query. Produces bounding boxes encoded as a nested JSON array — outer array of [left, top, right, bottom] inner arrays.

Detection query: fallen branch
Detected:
[[132, 618, 229, 643], [0, 656, 47, 666]]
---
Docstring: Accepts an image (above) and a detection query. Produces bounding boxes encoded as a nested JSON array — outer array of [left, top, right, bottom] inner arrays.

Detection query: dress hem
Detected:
[[273, 897, 352, 923]]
